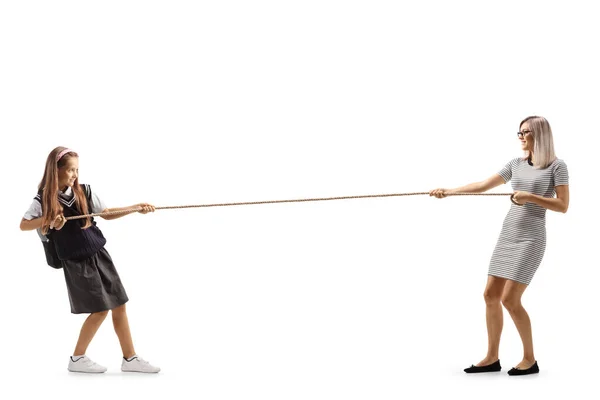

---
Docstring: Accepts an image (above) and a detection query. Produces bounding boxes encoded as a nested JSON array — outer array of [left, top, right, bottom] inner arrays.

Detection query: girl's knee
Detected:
[[111, 304, 127, 314], [91, 310, 109, 319]]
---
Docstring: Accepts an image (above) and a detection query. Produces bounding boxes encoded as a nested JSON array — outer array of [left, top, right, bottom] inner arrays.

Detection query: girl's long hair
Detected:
[[39, 146, 91, 235]]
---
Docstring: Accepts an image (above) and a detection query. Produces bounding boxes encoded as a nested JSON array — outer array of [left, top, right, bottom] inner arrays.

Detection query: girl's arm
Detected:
[[100, 203, 155, 220], [20, 217, 42, 231], [19, 203, 154, 229], [523, 185, 569, 213], [21, 215, 65, 231]]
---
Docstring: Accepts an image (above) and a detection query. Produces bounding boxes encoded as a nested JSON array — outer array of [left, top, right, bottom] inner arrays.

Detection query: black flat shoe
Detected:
[[507, 361, 539, 376], [464, 360, 501, 373]]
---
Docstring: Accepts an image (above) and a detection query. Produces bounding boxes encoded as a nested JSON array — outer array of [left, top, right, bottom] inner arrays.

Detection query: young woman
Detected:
[[430, 116, 569, 375]]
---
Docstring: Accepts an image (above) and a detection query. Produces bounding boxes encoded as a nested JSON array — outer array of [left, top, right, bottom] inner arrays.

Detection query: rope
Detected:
[[64, 191, 516, 221]]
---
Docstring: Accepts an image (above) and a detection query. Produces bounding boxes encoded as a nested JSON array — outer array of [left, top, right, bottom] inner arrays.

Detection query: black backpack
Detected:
[[38, 184, 94, 269], [42, 238, 62, 269]]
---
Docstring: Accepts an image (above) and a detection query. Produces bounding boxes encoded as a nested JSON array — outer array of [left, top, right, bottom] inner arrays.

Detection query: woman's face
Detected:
[[58, 157, 79, 190], [518, 122, 534, 152]]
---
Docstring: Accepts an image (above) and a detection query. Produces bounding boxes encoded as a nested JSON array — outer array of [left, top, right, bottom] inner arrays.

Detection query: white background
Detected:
[[1, 1, 598, 399]]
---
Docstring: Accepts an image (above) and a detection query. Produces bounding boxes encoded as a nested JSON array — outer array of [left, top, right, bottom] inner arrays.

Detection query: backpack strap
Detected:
[[82, 184, 91, 203], [81, 184, 96, 215], [32, 191, 49, 240]]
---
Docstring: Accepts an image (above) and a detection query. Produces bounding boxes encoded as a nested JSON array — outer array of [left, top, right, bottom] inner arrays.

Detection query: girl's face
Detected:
[[518, 122, 534, 152], [58, 157, 79, 190]]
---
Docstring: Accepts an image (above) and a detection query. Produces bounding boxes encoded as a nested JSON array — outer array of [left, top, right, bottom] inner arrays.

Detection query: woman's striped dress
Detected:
[[488, 157, 569, 285]]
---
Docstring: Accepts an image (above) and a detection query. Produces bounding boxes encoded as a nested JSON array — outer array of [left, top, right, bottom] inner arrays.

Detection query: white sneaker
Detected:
[[68, 355, 107, 373], [121, 355, 161, 373]]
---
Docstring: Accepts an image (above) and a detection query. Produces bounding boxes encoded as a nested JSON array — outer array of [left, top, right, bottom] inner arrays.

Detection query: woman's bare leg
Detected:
[[502, 280, 535, 369]]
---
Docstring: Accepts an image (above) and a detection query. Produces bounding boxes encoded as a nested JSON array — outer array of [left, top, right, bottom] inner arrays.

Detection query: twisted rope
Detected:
[[64, 191, 516, 221]]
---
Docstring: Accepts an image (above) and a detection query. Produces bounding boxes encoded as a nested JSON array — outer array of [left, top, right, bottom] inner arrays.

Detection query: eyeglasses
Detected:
[[517, 130, 532, 139]]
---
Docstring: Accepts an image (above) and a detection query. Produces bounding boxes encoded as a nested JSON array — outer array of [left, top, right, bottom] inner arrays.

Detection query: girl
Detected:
[[430, 116, 569, 376], [20, 146, 161, 374]]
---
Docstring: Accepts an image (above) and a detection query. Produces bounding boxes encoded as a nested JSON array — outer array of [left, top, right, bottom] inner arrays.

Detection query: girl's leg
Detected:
[[501, 280, 535, 369], [111, 304, 136, 359], [73, 310, 109, 356], [476, 275, 507, 366]]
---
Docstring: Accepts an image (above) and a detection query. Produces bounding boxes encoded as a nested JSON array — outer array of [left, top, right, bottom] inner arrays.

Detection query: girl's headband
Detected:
[[56, 148, 74, 162]]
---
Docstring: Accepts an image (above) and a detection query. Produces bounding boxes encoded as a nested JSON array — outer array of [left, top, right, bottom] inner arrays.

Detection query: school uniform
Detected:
[[23, 184, 129, 314]]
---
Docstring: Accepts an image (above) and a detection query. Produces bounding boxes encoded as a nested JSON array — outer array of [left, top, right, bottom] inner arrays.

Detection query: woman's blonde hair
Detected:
[[520, 116, 557, 169]]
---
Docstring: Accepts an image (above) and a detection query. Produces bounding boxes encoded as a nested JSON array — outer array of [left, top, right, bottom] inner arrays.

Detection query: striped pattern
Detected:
[[488, 157, 569, 285], [34, 184, 90, 208]]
